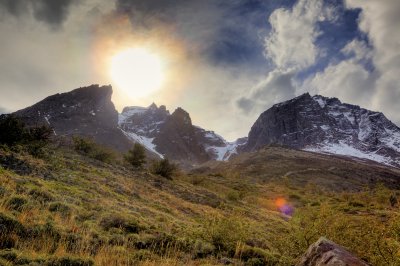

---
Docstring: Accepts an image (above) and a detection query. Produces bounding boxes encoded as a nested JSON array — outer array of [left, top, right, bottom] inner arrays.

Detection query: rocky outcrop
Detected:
[[296, 238, 370, 266], [243, 93, 400, 168], [152, 107, 210, 163], [14, 85, 132, 151]]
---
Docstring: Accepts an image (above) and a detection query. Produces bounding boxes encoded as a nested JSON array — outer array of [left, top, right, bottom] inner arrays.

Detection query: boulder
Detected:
[[296, 237, 370, 266]]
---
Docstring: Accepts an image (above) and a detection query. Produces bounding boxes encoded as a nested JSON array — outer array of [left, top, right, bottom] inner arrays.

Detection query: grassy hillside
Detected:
[[0, 143, 399, 265]]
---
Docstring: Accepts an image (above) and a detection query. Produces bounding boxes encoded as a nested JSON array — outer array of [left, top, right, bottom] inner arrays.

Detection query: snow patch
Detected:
[[121, 129, 164, 158], [118, 107, 148, 124], [44, 115, 51, 125], [304, 142, 391, 166], [313, 96, 326, 108]]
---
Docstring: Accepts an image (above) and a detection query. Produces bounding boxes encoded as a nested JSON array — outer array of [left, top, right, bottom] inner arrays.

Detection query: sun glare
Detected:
[[110, 48, 165, 98]]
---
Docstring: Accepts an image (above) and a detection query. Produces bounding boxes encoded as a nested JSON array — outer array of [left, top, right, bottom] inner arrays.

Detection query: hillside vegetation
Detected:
[[0, 139, 399, 265]]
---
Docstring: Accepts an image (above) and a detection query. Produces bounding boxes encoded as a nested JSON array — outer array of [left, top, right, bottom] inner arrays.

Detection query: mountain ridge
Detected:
[[10, 85, 400, 168]]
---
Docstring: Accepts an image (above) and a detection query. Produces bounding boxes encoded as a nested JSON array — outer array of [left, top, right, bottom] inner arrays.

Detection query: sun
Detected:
[[110, 48, 165, 98]]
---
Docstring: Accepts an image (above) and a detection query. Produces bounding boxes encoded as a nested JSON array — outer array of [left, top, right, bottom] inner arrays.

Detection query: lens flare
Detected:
[[275, 197, 294, 216]]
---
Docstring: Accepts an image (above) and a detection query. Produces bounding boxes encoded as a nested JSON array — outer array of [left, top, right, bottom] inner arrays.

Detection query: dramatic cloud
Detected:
[[302, 0, 400, 125], [265, 0, 326, 70], [345, 0, 400, 125], [114, 0, 270, 66], [0, 0, 77, 29], [237, 0, 336, 115]]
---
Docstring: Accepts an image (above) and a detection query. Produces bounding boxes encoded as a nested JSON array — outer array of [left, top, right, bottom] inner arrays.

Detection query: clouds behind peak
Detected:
[[0, 0, 76, 29]]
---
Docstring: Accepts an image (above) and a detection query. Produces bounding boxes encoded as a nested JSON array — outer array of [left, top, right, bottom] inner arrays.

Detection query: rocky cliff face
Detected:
[[243, 93, 400, 168], [14, 85, 133, 151], [153, 108, 210, 163]]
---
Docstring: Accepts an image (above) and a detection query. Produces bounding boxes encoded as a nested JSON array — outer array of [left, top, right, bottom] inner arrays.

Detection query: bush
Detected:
[[0, 115, 52, 153], [29, 188, 54, 203], [48, 202, 71, 217], [72, 136, 115, 163], [124, 143, 146, 169], [44, 256, 94, 266], [0, 115, 26, 146], [0, 213, 25, 235], [151, 158, 176, 179], [202, 216, 248, 256], [239, 245, 280, 265], [192, 239, 215, 258], [100, 215, 141, 233], [5, 196, 28, 211]]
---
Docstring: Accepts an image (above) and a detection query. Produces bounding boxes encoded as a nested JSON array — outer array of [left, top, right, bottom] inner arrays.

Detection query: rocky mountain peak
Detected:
[[170, 107, 192, 126], [14, 84, 132, 151], [243, 92, 400, 167]]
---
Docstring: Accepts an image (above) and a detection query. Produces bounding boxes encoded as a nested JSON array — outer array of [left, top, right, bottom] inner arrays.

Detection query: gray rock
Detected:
[[243, 93, 400, 168], [296, 237, 370, 266], [14, 84, 133, 152]]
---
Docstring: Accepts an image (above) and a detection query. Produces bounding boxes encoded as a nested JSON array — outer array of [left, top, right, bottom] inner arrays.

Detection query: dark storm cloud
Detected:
[[0, 0, 76, 28], [114, 0, 291, 67]]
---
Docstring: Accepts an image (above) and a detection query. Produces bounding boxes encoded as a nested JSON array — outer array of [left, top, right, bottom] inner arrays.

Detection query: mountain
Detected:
[[13, 85, 133, 151], [243, 93, 400, 168], [11, 85, 400, 168], [119, 104, 244, 163], [12, 84, 242, 163]]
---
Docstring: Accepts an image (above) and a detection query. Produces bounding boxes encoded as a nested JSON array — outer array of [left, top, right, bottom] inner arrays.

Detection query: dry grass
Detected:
[[0, 145, 399, 265]]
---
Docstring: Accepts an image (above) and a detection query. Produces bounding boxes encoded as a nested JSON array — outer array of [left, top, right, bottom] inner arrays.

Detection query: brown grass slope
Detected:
[[0, 144, 399, 265]]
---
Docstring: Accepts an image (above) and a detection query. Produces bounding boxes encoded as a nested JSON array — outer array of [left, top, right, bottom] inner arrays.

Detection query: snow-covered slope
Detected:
[[194, 126, 247, 160], [244, 93, 400, 168]]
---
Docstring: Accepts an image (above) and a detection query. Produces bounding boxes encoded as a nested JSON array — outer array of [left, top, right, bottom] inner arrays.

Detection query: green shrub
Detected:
[[108, 234, 125, 246], [28, 221, 61, 246], [48, 202, 71, 217], [150, 158, 176, 179], [226, 191, 242, 202], [100, 215, 141, 233], [132, 250, 157, 261], [0, 213, 26, 248], [72, 136, 115, 163], [5, 196, 28, 211], [0, 115, 52, 153], [124, 143, 146, 169], [0, 115, 26, 146], [202, 216, 248, 255], [348, 200, 365, 208], [192, 239, 215, 258], [0, 249, 17, 262], [29, 188, 54, 203], [239, 246, 280, 265], [44, 256, 94, 266]]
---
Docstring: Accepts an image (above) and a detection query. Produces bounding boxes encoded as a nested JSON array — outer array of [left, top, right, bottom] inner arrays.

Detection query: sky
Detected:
[[0, 0, 399, 141]]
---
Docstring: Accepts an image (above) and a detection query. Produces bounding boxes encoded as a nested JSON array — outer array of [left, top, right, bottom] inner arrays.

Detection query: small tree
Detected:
[[125, 143, 146, 169], [0, 114, 26, 145], [72, 136, 115, 163], [151, 158, 176, 179]]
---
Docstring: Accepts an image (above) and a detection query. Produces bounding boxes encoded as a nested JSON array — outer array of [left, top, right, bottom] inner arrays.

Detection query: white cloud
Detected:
[[237, 69, 297, 115], [303, 0, 400, 125], [302, 58, 375, 107], [237, 0, 336, 117], [265, 0, 332, 70], [345, 0, 400, 125], [341, 39, 372, 62]]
